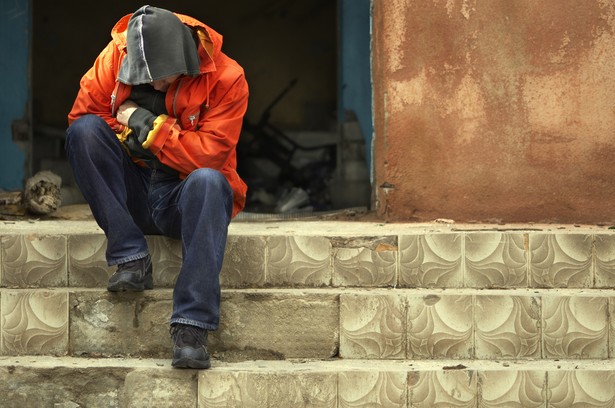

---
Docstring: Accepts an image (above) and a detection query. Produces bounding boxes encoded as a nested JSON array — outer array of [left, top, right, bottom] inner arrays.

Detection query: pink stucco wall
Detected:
[[373, 0, 615, 223]]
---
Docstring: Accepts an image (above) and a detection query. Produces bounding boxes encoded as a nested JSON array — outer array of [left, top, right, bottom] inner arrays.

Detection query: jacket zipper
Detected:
[[111, 81, 121, 116]]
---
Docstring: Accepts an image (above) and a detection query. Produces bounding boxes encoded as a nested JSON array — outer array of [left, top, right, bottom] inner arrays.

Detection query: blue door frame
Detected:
[[0, 0, 30, 190], [339, 0, 373, 172]]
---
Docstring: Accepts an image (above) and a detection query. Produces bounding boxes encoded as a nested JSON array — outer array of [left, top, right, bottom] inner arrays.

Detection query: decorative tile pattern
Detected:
[[68, 235, 113, 287], [408, 371, 477, 407], [529, 234, 592, 288], [332, 237, 397, 287], [475, 296, 541, 359], [407, 295, 473, 359], [465, 233, 527, 288], [1, 235, 67, 287], [340, 293, 405, 359], [594, 234, 615, 288], [547, 371, 615, 407], [199, 371, 337, 408], [220, 235, 266, 288], [1, 290, 68, 355], [339, 371, 406, 408], [543, 296, 608, 359], [147, 236, 182, 288], [478, 371, 546, 407], [266, 236, 330, 287], [399, 234, 463, 288]]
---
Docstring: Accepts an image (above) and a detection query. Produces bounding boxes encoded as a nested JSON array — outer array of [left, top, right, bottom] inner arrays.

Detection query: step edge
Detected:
[[1, 356, 613, 371]]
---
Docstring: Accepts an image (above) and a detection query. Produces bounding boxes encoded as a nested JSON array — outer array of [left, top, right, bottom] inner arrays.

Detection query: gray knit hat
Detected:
[[118, 5, 200, 85]]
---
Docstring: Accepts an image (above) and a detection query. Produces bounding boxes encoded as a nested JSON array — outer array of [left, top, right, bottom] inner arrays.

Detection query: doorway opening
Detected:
[[31, 0, 373, 216]]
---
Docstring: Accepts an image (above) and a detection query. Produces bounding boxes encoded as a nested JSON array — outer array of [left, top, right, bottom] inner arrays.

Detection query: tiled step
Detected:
[[2, 356, 615, 407], [1, 219, 614, 290], [3, 217, 615, 406], [3, 287, 615, 361]]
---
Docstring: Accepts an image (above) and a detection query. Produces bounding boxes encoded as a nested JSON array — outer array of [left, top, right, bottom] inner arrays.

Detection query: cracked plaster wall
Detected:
[[373, 0, 615, 223]]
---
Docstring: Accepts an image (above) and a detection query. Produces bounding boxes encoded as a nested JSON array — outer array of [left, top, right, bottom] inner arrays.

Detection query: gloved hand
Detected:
[[123, 131, 156, 162], [128, 107, 157, 143], [121, 106, 157, 161]]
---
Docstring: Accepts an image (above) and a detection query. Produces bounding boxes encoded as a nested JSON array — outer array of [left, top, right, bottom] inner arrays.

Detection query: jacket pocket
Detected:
[[181, 107, 201, 131]]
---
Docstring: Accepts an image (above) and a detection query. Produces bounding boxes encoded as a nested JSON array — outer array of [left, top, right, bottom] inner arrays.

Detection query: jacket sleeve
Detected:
[[67, 41, 127, 134], [145, 72, 249, 176]]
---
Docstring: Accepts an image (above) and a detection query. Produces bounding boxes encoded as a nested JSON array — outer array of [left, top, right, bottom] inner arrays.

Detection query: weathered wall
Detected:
[[373, 0, 615, 223]]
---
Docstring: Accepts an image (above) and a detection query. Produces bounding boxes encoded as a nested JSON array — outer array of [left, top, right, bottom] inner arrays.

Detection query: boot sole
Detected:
[[172, 357, 211, 369], [107, 274, 153, 292]]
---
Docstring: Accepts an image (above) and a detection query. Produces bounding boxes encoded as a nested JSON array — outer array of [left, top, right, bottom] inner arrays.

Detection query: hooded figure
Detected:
[[65, 6, 249, 370], [68, 5, 249, 218], [118, 5, 201, 85]]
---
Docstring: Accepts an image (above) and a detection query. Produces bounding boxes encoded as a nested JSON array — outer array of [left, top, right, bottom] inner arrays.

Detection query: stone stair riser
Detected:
[[0, 289, 338, 359], [2, 288, 615, 361]]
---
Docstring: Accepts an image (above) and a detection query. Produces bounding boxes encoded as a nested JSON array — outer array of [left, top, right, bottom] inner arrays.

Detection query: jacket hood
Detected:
[[113, 5, 222, 84]]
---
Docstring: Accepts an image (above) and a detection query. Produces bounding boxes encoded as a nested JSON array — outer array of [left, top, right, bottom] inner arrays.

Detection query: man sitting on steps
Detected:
[[65, 5, 249, 369]]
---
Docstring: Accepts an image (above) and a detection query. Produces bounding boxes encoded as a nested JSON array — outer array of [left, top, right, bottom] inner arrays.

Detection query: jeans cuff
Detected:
[[108, 251, 150, 266], [170, 317, 217, 331]]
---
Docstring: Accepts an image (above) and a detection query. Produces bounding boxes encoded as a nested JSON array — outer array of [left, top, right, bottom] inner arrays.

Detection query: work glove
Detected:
[[123, 107, 157, 162], [123, 107, 179, 177]]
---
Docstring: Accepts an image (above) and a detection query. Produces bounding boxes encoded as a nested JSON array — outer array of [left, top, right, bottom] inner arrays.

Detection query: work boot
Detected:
[[170, 324, 211, 369], [107, 255, 153, 292]]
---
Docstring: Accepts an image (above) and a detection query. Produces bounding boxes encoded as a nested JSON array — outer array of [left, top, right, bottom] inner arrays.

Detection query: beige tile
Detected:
[[266, 236, 330, 287], [547, 371, 615, 407], [529, 234, 592, 288], [339, 371, 406, 408], [475, 295, 541, 359], [332, 237, 397, 287], [408, 371, 476, 407], [147, 236, 182, 288], [478, 371, 546, 407], [594, 234, 615, 288], [399, 234, 463, 288], [1, 290, 68, 355], [199, 371, 337, 408], [407, 294, 473, 359], [68, 234, 113, 287], [543, 296, 608, 359], [340, 293, 405, 359], [465, 233, 527, 288], [220, 235, 266, 288], [1, 235, 67, 287]]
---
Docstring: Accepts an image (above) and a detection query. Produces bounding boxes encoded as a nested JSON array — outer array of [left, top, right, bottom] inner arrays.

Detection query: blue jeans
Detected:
[[65, 114, 233, 330]]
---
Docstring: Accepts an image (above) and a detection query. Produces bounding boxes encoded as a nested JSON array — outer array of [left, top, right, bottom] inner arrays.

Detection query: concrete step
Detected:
[[2, 356, 615, 407], [2, 287, 615, 361], [3, 216, 615, 405]]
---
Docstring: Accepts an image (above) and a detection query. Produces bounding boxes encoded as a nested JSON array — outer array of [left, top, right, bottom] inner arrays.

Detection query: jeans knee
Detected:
[[66, 115, 114, 155], [181, 168, 233, 222], [186, 169, 229, 192], [67, 114, 105, 138]]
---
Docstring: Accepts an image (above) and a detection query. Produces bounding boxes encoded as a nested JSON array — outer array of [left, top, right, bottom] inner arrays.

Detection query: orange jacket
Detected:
[[68, 12, 248, 218]]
